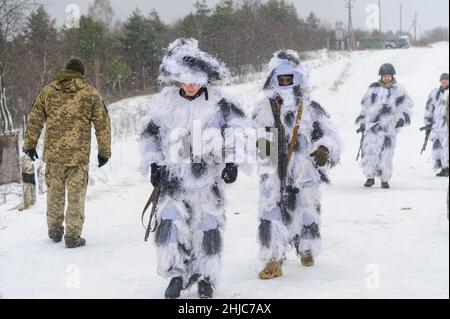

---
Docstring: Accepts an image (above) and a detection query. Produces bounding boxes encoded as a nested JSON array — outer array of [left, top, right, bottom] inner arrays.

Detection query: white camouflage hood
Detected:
[[158, 38, 230, 86], [263, 50, 309, 98]]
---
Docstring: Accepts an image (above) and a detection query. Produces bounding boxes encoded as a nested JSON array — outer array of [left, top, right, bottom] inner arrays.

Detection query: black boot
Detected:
[[165, 277, 183, 299], [48, 229, 63, 243], [437, 168, 449, 177], [65, 237, 86, 248], [381, 182, 390, 189], [198, 279, 214, 299], [364, 178, 375, 187]]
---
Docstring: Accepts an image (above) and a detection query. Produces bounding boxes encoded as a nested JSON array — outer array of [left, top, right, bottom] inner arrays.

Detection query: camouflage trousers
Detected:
[[45, 163, 89, 241]]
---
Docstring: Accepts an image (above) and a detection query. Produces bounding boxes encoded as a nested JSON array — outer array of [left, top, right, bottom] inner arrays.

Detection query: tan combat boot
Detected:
[[258, 260, 283, 280], [300, 250, 315, 267]]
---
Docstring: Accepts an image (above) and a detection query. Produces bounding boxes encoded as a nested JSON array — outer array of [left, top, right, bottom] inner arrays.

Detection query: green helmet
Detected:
[[379, 63, 396, 76]]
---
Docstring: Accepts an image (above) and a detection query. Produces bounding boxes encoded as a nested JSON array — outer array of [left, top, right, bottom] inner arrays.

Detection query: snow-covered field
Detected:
[[0, 43, 448, 299]]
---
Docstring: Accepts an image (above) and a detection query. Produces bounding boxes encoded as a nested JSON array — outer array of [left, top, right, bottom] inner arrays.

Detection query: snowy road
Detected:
[[1, 43, 448, 299]]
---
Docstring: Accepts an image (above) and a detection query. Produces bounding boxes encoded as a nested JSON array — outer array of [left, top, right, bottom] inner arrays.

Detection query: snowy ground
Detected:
[[0, 43, 448, 299]]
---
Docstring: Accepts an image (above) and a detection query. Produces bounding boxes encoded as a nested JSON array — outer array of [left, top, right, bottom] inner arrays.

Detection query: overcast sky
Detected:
[[40, 0, 449, 36]]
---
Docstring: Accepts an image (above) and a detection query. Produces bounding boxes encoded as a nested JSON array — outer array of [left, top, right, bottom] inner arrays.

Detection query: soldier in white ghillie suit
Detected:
[[356, 63, 414, 189], [424, 73, 449, 177], [252, 50, 341, 280], [139, 38, 247, 299]]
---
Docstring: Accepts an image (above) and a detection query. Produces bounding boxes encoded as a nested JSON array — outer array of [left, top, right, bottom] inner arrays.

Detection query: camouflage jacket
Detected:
[[23, 70, 111, 166]]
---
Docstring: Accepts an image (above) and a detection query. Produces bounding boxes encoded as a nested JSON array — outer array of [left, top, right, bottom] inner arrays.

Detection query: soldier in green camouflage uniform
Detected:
[[23, 59, 111, 248]]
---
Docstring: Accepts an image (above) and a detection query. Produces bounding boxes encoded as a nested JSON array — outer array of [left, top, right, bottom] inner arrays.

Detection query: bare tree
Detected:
[[88, 0, 114, 28], [0, 0, 33, 133], [0, 0, 32, 56]]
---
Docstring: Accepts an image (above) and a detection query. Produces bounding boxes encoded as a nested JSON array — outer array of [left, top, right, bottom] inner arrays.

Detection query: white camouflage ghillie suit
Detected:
[[424, 83, 449, 176], [252, 50, 341, 279], [356, 65, 414, 187], [139, 38, 247, 298]]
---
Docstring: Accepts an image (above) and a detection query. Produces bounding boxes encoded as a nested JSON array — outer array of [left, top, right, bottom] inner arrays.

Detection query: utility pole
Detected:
[[345, 0, 355, 50], [399, 2, 403, 35], [413, 12, 418, 41], [378, 0, 382, 32]]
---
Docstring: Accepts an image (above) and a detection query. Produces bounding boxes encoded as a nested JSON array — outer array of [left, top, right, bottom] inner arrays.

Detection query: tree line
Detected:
[[1, 0, 448, 130]]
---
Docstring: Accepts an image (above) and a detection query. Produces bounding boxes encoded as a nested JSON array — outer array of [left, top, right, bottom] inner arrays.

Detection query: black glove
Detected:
[[98, 155, 109, 168], [356, 123, 366, 134], [221, 163, 238, 184], [310, 145, 329, 167], [395, 119, 405, 129], [25, 149, 39, 161], [285, 185, 299, 211], [424, 124, 432, 132], [151, 163, 166, 187], [191, 161, 207, 178]]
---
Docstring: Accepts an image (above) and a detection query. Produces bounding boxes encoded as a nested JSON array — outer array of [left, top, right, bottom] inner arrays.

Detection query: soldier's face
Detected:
[[381, 75, 393, 83], [440, 79, 449, 89], [277, 75, 294, 87], [181, 83, 202, 97]]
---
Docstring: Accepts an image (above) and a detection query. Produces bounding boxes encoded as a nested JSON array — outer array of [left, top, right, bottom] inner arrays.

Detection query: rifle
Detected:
[[356, 126, 365, 161], [141, 167, 166, 242], [420, 126, 431, 155], [270, 97, 303, 225]]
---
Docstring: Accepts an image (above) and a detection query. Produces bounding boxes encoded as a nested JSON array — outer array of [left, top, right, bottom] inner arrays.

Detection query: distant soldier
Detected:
[[424, 73, 449, 177], [356, 63, 414, 189], [23, 59, 111, 248]]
